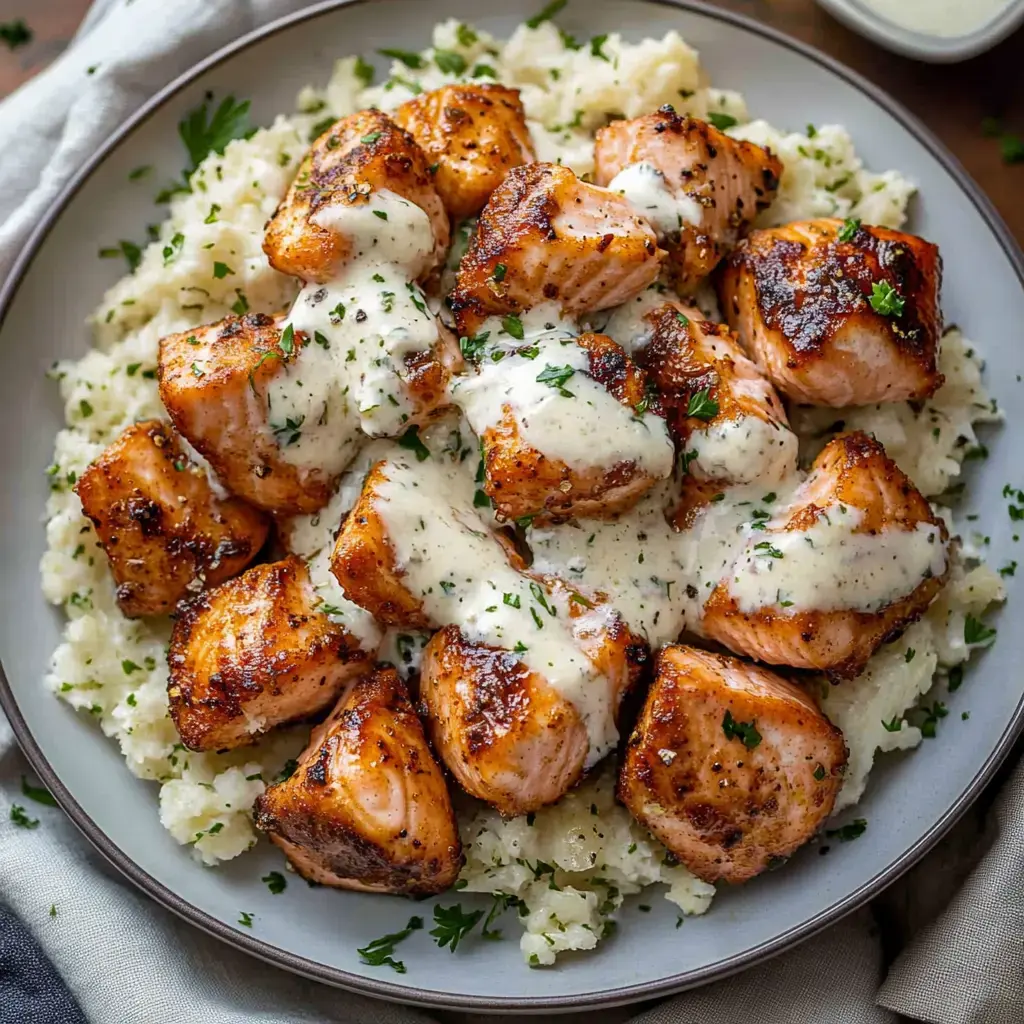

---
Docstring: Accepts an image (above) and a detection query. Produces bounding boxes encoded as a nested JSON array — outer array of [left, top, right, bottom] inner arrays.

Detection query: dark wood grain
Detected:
[[0, 0, 1021, 242]]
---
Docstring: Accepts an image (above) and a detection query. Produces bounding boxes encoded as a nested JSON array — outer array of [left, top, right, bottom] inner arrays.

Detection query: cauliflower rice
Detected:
[[39, 16, 1003, 962]]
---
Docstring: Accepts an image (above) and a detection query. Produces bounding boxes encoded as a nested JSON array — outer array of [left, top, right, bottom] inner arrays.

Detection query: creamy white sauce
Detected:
[[726, 503, 947, 614], [608, 162, 704, 237], [687, 413, 798, 486], [267, 189, 443, 479], [371, 452, 621, 764], [451, 307, 674, 479], [378, 627, 433, 681], [307, 546, 383, 650], [596, 283, 675, 354], [858, 0, 1012, 37]]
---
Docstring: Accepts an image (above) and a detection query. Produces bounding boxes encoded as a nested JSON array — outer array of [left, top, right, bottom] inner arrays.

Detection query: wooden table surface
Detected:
[[0, 0, 1021, 245]]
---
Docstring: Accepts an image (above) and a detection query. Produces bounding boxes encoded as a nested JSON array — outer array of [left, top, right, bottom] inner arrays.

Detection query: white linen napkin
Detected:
[[0, 2, 1018, 1021]]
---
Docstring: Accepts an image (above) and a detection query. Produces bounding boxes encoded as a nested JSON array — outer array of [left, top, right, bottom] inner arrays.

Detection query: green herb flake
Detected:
[[826, 819, 867, 842], [0, 19, 32, 49], [501, 314, 525, 340], [357, 915, 423, 973], [21, 776, 57, 807], [964, 614, 997, 647], [869, 280, 905, 317], [398, 426, 430, 462], [378, 48, 424, 69], [526, 0, 567, 29], [10, 805, 39, 829], [237, 911, 254, 928], [837, 217, 861, 243], [434, 49, 467, 75], [686, 387, 719, 421], [430, 903, 484, 952], [590, 33, 610, 61], [722, 710, 762, 750], [708, 112, 738, 131], [262, 871, 287, 895]]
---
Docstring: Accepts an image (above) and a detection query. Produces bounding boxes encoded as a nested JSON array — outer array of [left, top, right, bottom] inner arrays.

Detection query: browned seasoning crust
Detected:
[[594, 105, 782, 291], [717, 218, 943, 406], [263, 108, 449, 282], [74, 420, 269, 617], [395, 83, 535, 221], [168, 556, 372, 751], [449, 161, 662, 336], [254, 665, 462, 894], [477, 332, 667, 523], [701, 431, 950, 679], [619, 644, 847, 884]]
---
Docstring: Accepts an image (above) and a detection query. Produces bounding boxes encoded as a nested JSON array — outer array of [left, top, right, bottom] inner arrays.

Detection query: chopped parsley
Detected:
[[722, 710, 762, 750], [21, 776, 57, 807], [360, 131, 382, 145], [178, 95, 252, 180], [162, 233, 185, 266], [262, 871, 286, 895], [869, 280, 905, 317], [493, 263, 507, 282], [460, 330, 490, 360], [526, 0, 567, 29], [0, 19, 32, 49], [590, 34, 610, 61], [918, 701, 948, 739], [881, 715, 903, 733], [536, 363, 575, 397], [686, 388, 719, 421], [430, 903, 484, 952], [10, 805, 39, 829], [837, 217, 861, 242], [237, 912, 254, 928], [378, 48, 424, 69], [501, 314, 525, 340], [754, 541, 784, 559], [357, 916, 423, 973], [964, 614, 997, 647], [826, 819, 867, 842], [708, 112, 738, 131], [398, 425, 431, 461], [99, 239, 142, 272], [434, 49, 467, 75]]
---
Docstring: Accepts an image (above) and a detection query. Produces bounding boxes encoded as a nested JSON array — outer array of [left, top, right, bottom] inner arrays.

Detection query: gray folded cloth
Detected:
[[0, 2, 1019, 1022]]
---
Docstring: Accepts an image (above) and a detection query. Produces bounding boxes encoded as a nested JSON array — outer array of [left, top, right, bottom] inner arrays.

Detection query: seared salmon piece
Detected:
[[717, 218, 943, 406], [253, 666, 461, 894], [459, 331, 673, 523], [702, 432, 950, 678], [263, 109, 449, 282], [636, 302, 797, 485], [394, 83, 535, 220], [75, 420, 268, 617], [420, 614, 647, 817], [619, 644, 847, 883], [594, 105, 781, 291], [449, 162, 663, 336], [167, 556, 373, 751]]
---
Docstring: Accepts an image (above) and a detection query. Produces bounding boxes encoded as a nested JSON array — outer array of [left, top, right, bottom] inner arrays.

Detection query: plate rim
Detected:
[[2, 0, 1023, 1012]]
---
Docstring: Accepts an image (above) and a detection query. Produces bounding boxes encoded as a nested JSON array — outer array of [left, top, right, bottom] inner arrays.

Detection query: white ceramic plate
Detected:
[[1, 0, 1022, 1012]]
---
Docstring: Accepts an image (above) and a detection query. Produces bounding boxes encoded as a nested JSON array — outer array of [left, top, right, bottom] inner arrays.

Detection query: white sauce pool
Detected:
[[858, 0, 1013, 37]]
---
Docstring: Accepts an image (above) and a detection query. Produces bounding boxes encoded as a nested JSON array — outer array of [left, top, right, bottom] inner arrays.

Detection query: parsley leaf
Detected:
[[686, 388, 719, 421], [708, 112, 738, 131], [837, 217, 861, 242], [10, 804, 39, 829], [378, 48, 424, 69], [526, 0, 568, 29], [722, 710, 762, 750], [590, 33, 610, 60], [430, 903, 484, 952], [459, 330, 490, 360], [536, 363, 575, 396], [262, 871, 286, 895], [179, 95, 252, 174], [869, 280, 905, 317], [434, 49, 467, 75], [501, 314, 525, 339], [826, 819, 867, 842], [21, 776, 57, 807], [0, 20, 31, 49], [964, 614, 997, 647], [398, 426, 431, 462], [357, 916, 423, 973]]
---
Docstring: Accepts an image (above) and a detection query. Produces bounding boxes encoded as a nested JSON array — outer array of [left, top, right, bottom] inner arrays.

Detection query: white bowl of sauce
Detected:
[[817, 0, 1024, 61]]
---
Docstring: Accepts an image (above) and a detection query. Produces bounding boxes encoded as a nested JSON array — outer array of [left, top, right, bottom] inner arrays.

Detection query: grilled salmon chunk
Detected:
[[253, 666, 461, 894], [619, 644, 847, 883], [449, 162, 663, 336], [420, 616, 646, 817], [717, 218, 943, 406], [168, 556, 373, 751], [701, 432, 950, 678], [458, 331, 674, 523], [594, 105, 782, 291], [635, 302, 797, 486], [263, 109, 449, 282], [394, 83, 535, 221], [159, 313, 356, 515], [75, 420, 269, 617]]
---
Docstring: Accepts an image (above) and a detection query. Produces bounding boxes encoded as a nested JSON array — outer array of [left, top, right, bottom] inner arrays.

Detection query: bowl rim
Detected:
[[815, 0, 1024, 63], [2, 0, 1023, 1012]]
